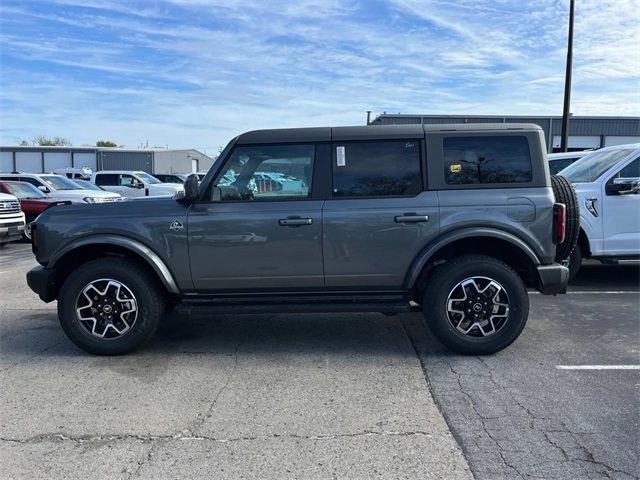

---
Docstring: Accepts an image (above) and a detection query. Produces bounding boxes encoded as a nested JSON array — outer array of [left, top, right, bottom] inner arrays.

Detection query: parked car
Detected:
[[547, 151, 592, 175], [0, 181, 72, 240], [558, 143, 640, 278], [72, 178, 123, 197], [0, 191, 25, 247], [92, 171, 183, 197], [0, 173, 122, 204], [154, 173, 188, 184], [27, 124, 577, 356], [52, 167, 93, 180]]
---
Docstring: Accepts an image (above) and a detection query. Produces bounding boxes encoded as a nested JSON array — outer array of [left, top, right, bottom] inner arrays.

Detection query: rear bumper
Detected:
[[26, 266, 57, 302], [536, 263, 569, 295]]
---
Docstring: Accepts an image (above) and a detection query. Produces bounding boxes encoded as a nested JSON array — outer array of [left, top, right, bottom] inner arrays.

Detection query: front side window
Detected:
[[332, 141, 422, 197], [212, 144, 314, 201], [136, 172, 161, 184], [120, 175, 135, 186], [444, 136, 532, 185]]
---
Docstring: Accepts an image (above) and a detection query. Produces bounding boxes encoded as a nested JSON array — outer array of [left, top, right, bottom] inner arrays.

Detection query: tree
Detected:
[[19, 140, 29, 146], [33, 136, 72, 146], [95, 140, 118, 147]]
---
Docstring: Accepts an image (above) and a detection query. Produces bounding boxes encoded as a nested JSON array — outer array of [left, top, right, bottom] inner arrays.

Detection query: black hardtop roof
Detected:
[[236, 123, 542, 145]]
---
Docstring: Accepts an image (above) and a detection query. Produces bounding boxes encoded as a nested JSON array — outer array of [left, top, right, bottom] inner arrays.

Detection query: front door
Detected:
[[188, 143, 323, 291], [602, 157, 640, 256]]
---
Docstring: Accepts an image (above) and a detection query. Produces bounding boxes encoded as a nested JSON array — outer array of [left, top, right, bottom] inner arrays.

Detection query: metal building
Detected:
[[0, 146, 215, 175], [370, 114, 640, 152]]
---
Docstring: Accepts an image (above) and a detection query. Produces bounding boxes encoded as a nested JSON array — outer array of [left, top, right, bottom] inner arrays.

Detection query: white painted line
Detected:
[[530, 291, 638, 294], [556, 365, 640, 370]]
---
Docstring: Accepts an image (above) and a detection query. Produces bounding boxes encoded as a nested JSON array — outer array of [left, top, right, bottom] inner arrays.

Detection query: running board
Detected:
[[176, 293, 420, 315]]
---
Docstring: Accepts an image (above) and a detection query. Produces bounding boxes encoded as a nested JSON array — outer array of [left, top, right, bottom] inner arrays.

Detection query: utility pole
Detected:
[[366, 111, 372, 125], [560, 0, 575, 152]]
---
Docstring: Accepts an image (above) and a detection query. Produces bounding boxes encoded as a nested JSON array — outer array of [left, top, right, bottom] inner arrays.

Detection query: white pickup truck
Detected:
[[92, 171, 183, 198], [559, 143, 640, 278], [0, 192, 25, 247]]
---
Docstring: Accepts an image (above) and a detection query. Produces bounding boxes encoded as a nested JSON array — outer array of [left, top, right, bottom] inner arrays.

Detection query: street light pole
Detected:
[[560, 0, 575, 153]]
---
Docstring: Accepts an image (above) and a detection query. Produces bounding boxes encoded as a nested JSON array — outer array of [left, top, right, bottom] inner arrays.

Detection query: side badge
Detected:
[[170, 220, 184, 232]]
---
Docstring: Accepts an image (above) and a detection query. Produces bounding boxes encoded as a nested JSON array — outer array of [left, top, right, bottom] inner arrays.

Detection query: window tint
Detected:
[[549, 158, 576, 175], [95, 174, 118, 186], [561, 148, 634, 183], [332, 141, 422, 197], [213, 144, 314, 201], [618, 158, 639, 178], [444, 136, 532, 184]]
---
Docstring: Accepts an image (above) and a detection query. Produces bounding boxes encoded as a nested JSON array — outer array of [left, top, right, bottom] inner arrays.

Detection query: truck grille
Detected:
[[0, 200, 20, 214]]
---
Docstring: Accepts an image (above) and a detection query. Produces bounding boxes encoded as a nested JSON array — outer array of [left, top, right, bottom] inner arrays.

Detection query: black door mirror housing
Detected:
[[183, 174, 200, 201]]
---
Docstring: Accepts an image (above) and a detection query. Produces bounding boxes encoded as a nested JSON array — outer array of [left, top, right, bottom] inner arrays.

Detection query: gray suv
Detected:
[[26, 124, 575, 356]]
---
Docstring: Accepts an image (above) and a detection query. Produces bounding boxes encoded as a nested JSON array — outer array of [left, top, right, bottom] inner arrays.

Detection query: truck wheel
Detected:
[[422, 255, 529, 355], [551, 175, 580, 262], [22, 221, 33, 242], [568, 243, 582, 281], [57, 258, 165, 355]]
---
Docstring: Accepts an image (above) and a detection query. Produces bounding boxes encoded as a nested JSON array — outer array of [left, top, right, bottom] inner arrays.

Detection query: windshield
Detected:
[[74, 179, 103, 191], [40, 175, 82, 190], [560, 149, 634, 183], [136, 172, 161, 184], [4, 182, 47, 199]]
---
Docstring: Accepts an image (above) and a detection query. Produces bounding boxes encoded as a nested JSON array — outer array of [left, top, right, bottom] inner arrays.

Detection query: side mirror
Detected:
[[608, 177, 640, 195], [37, 185, 50, 193], [183, 174, 199, 201]]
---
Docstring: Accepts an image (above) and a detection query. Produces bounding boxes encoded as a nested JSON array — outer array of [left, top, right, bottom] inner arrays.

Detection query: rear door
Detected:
[[322, 134, 439, 288], [188, 143, 325, 290]]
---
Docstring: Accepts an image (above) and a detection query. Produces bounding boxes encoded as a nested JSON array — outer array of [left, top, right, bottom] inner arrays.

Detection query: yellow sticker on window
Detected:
[[450, 164, 462, 173]]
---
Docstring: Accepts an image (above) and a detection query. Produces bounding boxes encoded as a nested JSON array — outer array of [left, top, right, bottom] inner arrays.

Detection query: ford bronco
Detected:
[[26, 124, 577, 355]]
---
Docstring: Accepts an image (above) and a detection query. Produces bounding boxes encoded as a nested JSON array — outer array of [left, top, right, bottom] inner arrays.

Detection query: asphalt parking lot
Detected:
[[1, 243, 638, 480]]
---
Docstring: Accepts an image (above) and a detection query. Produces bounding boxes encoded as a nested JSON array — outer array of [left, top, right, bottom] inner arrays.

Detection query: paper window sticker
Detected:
[[450, 164, 462, 173], [336, 146, 346, 167]]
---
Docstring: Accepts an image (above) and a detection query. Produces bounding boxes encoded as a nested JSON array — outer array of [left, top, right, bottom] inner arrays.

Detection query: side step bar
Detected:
[[175, 293, 421, 315]]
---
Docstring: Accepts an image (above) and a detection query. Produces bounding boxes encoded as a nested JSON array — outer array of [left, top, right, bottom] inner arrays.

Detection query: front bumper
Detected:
[[0, 219, 25, 243], [26, 266, 57, 302], [536, 263, 569, 295]]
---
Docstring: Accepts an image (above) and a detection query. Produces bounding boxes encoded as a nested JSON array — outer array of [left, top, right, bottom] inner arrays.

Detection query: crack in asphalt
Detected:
[[0, 429, 438, 446], [399, 319, 637, 480], [0, 341, 62, 373]]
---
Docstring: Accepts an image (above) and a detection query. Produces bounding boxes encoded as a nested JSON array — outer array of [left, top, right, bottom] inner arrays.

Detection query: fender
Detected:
[[404, 227, 542, 289], [49, 234, 180, 294]]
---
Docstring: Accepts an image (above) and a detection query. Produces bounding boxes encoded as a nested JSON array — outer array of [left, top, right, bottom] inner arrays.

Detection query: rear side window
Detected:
[[332, 141, 422, 197], [95, 174, 118, 186], [444, 136, 532, 185]]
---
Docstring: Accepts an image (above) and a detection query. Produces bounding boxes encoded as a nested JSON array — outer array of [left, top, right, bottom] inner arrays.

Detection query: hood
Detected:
[[0, 192, 18, 201], [49, 189, 121, 200]]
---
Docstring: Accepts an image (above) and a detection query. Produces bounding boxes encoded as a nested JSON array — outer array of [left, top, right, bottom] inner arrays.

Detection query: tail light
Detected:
[[553, 203, 566, 244]]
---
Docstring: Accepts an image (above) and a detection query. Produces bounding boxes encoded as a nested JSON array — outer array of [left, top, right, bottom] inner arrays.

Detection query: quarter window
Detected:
[[332, 141, 422, 197], [212, 144, 314, 201], [444, 136, 533, 184]]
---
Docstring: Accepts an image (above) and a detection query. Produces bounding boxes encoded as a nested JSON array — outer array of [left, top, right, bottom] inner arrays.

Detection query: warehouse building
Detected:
[[0, 146, 215, 175], [370, 114, 640, 152]]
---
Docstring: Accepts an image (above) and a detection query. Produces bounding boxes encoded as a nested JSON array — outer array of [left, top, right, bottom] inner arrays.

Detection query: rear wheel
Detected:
[[422, 255, 529, 355], [21, 221, 33, 242], [58, 258, 165, 355], [551, 175, 580, 262]]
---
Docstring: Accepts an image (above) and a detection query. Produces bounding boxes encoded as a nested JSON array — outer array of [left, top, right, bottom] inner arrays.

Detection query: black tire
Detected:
[[551, 175, 580, 262], [422, 255, 529, 355], [568, 243, 582, 281], [21, 221, 33, 242], [58, 258, 165, 355]]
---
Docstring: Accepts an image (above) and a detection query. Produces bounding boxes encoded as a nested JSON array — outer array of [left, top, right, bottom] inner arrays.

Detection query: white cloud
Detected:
[[0, 0, 638, 149]]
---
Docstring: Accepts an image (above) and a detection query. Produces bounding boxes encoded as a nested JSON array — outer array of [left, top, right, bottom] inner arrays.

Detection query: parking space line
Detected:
[[531, 291, 638, 294], [556, 365, 640, 370]]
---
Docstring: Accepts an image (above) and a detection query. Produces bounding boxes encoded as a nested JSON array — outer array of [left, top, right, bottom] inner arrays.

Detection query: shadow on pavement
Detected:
[[570, 261, 640, 290]]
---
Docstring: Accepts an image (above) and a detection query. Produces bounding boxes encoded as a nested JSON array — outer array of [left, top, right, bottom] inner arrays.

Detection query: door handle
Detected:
[[279, 217, 313, 226], [394, 214, 429, 223]]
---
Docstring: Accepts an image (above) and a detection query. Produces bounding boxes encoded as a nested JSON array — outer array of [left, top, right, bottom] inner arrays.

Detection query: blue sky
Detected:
[[0, 0, 638, 152]]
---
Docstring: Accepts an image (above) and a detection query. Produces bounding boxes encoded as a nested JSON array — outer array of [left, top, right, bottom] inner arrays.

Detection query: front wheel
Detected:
[[58, 258, 165, 355], [422, 255, 529, 355]]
